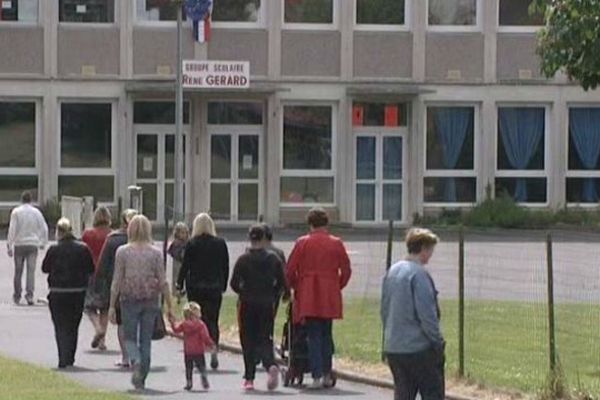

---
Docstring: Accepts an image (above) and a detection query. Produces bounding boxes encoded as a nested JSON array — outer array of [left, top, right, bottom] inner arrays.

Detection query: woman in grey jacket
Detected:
[[380, 228, 444, 400]]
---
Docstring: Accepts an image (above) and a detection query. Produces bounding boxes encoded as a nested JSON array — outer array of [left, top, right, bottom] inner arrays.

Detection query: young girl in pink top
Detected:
[[169, 302, 214, 391]]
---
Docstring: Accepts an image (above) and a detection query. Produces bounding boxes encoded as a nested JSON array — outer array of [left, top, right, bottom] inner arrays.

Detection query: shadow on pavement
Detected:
[[207, 368, 239, 375], [299, 388, 366, 397], [127, 388, 179, 396], [83, 349, 122, 356]]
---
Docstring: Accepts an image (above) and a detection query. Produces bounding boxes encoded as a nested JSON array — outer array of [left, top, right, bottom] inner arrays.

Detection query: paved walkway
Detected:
[[0, 243, 393, 399]]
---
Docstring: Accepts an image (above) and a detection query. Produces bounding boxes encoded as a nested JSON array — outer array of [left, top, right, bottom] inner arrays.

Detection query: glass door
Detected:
[[355, 132, 405, 223], [209, 128, 261, 222]]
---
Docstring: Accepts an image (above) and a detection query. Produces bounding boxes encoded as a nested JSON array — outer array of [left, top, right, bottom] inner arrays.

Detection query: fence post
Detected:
[[382, 220, 394, 362], [546, 233, 556, 373], [458, 226, 465, 377]]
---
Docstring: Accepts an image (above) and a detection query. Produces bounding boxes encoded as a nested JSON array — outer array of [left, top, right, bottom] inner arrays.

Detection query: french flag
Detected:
[[193, 14, 211, 43]]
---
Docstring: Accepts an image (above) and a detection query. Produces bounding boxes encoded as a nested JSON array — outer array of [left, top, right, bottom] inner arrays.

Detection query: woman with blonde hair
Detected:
[[109, 214, 173, 390], [177, 212, 229, 370]]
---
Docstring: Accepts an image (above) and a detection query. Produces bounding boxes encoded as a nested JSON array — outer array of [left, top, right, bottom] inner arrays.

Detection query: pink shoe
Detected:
[[243, 380, 254, 391], [267, 366, 279, 391]]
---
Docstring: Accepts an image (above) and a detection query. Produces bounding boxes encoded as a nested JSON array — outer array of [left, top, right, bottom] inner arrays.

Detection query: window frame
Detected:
[[353, 0, 411, 32], [426, 0, 482, 33], [281, 0, 339, 31], [0, 98, 40, 206], [497, 0, 544, 33], [57, 99, 117, 205], [423, 102, 479, 207], [495, 103, 550, 207], [565, 103, 600, 207], [58, 0, 117, 27], [0, 0, 40, 26], [211, 0, 266, 28], [280, 102, 337, 207]]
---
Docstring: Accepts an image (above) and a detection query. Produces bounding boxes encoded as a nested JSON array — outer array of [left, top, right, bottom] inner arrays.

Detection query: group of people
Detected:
[[6, 190, 446, 399]]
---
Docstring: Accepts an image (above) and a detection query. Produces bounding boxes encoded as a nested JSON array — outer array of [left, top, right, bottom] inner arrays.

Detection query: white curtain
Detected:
[[429, 0, 476, 25]]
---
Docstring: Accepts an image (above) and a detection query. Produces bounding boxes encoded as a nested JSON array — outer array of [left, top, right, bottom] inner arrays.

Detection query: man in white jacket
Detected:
[[7, 191, 48, 305]]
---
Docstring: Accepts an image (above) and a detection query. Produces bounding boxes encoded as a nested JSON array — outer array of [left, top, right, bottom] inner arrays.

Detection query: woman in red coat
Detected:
[[286, 207, 351, 390]]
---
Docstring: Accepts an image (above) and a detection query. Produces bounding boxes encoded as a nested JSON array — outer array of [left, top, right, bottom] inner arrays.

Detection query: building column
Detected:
[[480, 98, 496, 201], [264, 94, 281, 225], [412, 0, 427, 82], [551, 92, 567, 209], [410, 98, 425, 219], [483, 0, 498, 83]]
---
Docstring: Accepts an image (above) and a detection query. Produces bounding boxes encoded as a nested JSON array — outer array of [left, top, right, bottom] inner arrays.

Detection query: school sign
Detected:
[[182, 60, 250, 89]]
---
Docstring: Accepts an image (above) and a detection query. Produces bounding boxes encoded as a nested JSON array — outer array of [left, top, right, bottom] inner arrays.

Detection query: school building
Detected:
[[1, 0, 600, 227]]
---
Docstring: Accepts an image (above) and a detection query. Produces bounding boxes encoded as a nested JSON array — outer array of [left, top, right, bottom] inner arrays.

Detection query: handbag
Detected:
[[152, 313, 167, 341]]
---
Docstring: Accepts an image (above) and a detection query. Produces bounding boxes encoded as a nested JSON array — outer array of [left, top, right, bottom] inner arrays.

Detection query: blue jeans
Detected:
[[13, 245, 38, 303], [120, 299, 159, 382], [306, 318, 333, 379]]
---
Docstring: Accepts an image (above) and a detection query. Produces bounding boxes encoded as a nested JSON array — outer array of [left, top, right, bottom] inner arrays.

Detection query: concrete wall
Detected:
[[208, 29, 269, 77], [132, 28, 195, 76], [497, 34, 543, 81], [58, 27, 120, 76], [353, 32, 413, 79], [425, 34, 485, 82], [0, 27, 44, 74], [281, 31, 341, 77]]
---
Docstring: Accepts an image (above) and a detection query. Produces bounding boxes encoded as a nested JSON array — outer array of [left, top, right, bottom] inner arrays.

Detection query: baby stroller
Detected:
[[278, 302, 337, 388]]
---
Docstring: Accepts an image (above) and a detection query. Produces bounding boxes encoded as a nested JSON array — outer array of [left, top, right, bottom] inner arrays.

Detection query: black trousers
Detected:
[[238, 301, 276, 381], [185, 354, 207, 381], [187, 290, 222, 347], [48, 292, 86, 367], [386, 348, 445, 400]]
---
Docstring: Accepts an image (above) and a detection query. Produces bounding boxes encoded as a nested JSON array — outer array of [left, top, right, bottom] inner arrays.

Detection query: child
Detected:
[[169, 302, 214, 391], [230, 225, 286, 391], [168, 222, 189, 297]]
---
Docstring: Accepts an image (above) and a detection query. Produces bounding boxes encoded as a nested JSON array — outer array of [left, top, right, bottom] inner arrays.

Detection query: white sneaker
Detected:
[[267, 366, 279, 391], [308, 378, 323, 390]]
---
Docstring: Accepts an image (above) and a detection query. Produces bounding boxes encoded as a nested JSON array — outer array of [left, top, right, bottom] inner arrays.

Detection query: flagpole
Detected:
[[174, 1, 184, 222]]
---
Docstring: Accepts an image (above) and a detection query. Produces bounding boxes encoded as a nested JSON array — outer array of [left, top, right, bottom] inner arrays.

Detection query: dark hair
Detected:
[[306, 207, 329, 228], [248, 224, 265, 242], [261, 223, 273, 241], [21, 191, 32, 204]]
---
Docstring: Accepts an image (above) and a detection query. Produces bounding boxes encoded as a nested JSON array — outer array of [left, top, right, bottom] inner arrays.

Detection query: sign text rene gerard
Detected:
[[183, 60, 250, 89]]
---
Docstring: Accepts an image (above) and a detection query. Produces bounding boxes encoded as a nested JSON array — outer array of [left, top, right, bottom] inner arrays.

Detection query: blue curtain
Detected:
[[434, 107, 472, 202], [498, 108, 545, 202], [569, 108, 600, 202]]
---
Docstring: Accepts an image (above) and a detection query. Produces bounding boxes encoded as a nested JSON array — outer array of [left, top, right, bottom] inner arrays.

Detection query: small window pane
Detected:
[[164, 182, 185, 220], [0, 175, 38, 202], [0, 102, 35, 167], [211, 135, 231, 179], [356, 184, 375, 221], [428, 0, 477, 26], [424, 177, 476, 203], [61, 103, 112, 168], [382, 184, 402, 221], [136, 0, 187, 21], [213, 0, 261, 22], [495, 178, 546, 203], [136, 134, 157, 179], [133, 101, 190, 124], [280, 177, 334, 204], [284, 0, 333, 24], [497, 107, 545, 171], [568, 108, 600, 171], [208, 102, 262, 125], [356, 0, 405, 25], [238, 135, 259, 179], [499, 0, 543, 26], [566, 178, 600, 204], [165, 135, 186, 179], [283, 106, 332, 170], [353, 103, 408, 127], [210, 183, 231, 220], [238, 183, 258, 221], [427, 107, 474, 170], [0, 0, 38, 22], [383, 137, 402, 180], [356, 137, 376, 180], [59, 176, 115, 203], [138, 182, 156, 220], [59, 0, 114, 23]]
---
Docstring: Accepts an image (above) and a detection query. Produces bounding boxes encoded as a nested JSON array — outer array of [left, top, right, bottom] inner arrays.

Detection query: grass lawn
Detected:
[[0, 355, 133, 400], [212, 296, 600, 396]]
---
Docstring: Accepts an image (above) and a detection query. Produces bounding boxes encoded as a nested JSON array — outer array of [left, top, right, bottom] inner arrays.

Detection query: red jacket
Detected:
[[286, 229, 351, 324], [172, 319, 214, 356], [81, 227, 112, 270]]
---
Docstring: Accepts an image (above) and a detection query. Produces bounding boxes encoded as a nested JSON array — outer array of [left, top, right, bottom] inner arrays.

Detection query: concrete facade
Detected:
[[1, 0, 599, 227]]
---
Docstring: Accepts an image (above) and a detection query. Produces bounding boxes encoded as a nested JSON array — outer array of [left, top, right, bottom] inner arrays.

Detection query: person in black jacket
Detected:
[[177, 212, 229, 370], [42, 218, 94, 369], [230, 225, 286, 391]]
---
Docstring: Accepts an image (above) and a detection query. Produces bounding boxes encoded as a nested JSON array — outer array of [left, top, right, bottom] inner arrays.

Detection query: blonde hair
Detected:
[[93, 206, 112, 228], [183, 301, 201, 320], [127, 214, 153, 244], [56, 217, 72, 239], [121, 209, 138, 227], [405, 227, 439, 255], [192, 213, 216, 237], [172, 222, 190, 241]]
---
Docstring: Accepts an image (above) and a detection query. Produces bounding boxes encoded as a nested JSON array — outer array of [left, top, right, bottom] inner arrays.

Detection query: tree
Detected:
[[532, 0, 600, 90]]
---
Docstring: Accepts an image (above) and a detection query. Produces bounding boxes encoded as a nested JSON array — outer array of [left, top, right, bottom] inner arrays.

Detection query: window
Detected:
[[424, 106, 476, 203], [567, 107, 600, 204], [0, 0, 38, 22], [136, 0, 186, 22], [499, 0, 543, 27], [496, 107, 547, 203], [281, 105, 335, 205], [428, 0, 477, 27], [352, 103, 407, 127], [0, 176, 38, 202], [213, 0, 261, 23], [60, 102, 114, 203], [208, 102, 262, 125], [59, 0, 114, 23], [0, 102, 35, 168], [356, 0, 405, 26], [284, 0, 333, 24], [133, 101, 190, 124]]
